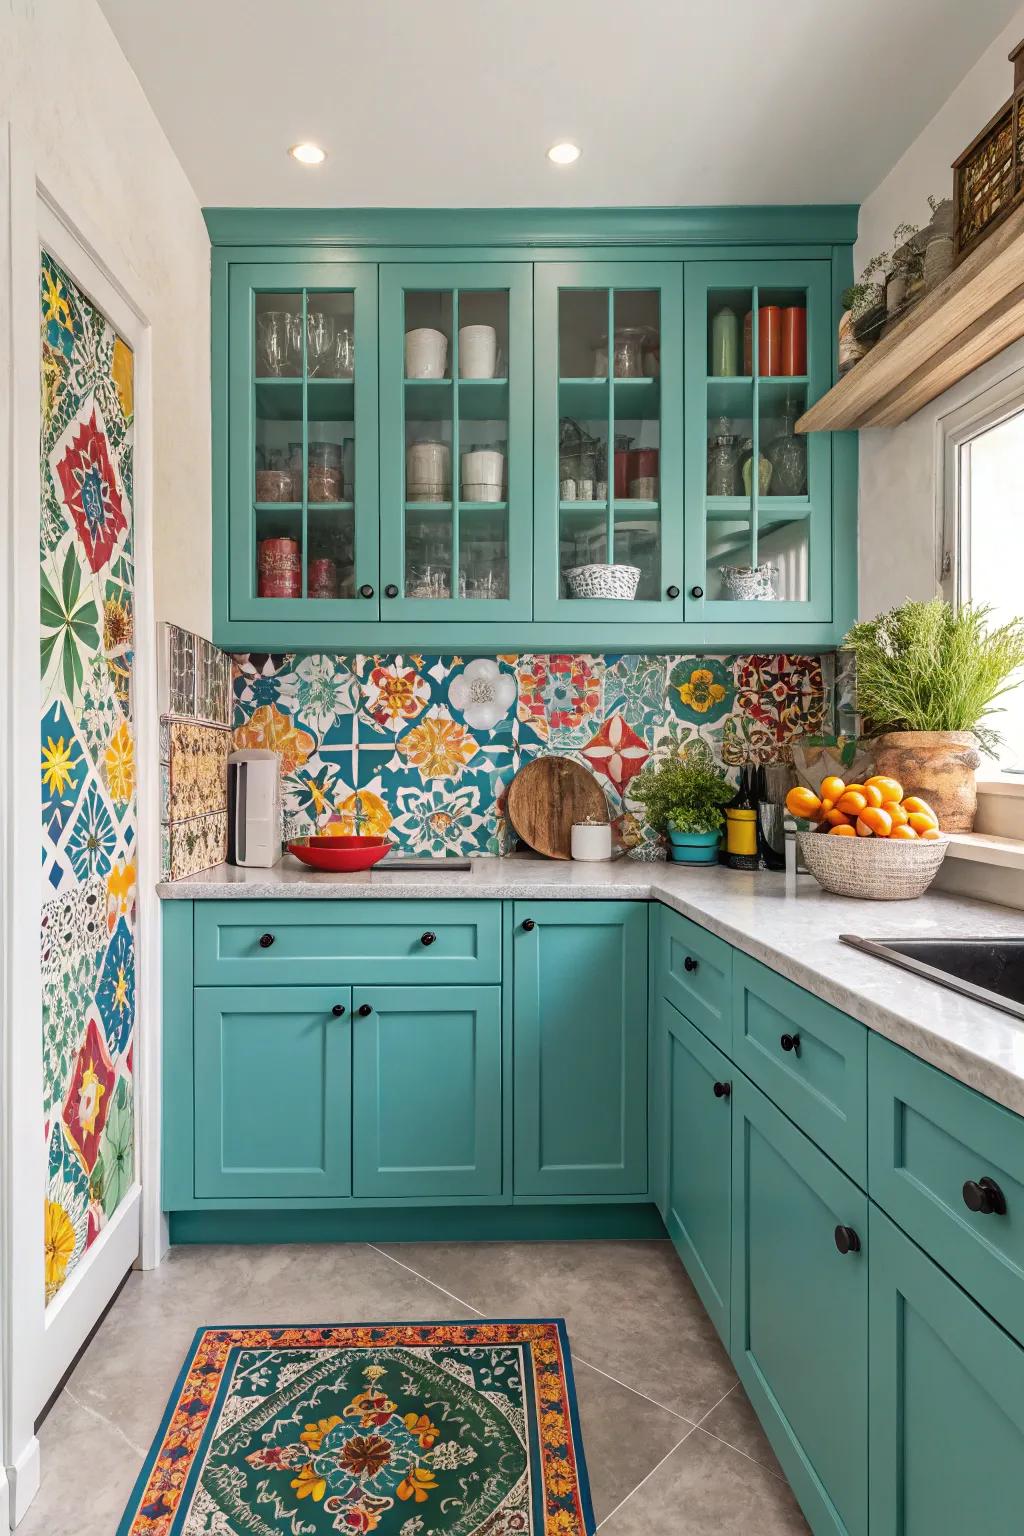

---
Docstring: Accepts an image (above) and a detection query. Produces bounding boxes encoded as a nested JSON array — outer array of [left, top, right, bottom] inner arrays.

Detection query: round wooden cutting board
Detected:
[[506, 756, 610, 860]]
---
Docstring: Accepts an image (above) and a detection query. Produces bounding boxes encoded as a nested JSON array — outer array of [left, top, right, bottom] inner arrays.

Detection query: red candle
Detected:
[[758, 306, 782, 376], [258, 537, 301, 598], [781, 307, 807, 375]]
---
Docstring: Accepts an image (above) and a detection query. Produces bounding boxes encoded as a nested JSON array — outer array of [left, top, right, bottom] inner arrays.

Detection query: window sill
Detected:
[[945, 831, 1024, 872]]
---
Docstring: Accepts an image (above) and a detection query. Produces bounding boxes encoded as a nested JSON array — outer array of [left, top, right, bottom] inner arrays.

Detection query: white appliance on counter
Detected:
[[227, 749, 281, 867]]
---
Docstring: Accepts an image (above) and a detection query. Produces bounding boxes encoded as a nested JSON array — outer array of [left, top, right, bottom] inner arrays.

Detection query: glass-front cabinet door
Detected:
[[379, 263, 532, 620], [227, 262, 379, 619], [534, 263, 683, 622], [684, 260, 833, 622]]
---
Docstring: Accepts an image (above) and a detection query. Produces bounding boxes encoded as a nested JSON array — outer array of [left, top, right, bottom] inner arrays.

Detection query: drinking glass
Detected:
[[306, 310, 337, 378], [256, 311, 296, 376]]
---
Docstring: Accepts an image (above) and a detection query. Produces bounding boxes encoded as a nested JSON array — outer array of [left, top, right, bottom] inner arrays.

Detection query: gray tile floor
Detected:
[[20, 1240, 809, 1534]]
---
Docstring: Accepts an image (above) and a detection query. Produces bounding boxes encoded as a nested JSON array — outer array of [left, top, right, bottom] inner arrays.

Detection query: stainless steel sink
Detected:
[[840, 935, 1024, 1021]]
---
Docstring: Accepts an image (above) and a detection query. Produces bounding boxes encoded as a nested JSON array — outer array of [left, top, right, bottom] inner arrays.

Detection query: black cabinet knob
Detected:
[[385, 583, 399, 598], [963, 1177, 1007, 1216], [667, 584, 680, 599], [522, 918, 536, 931], [691, 585, 704, 599], [713, 1080, 731, 1099], [331, 1004, 346, 1017], [683, 955, 699, 973], [780, 1032, 801, 1055], [834, 1225, 861, 1255], [420, 931, 437, 946], [359, 583, 374, 599], [258, 933, 275, 949], [357, 1003, 373, 1017]]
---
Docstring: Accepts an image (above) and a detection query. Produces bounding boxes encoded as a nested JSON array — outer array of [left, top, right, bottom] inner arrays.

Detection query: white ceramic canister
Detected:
[[458, 324, 498, 379], [404, 327, 448, 379], [407, 439, 451, 491], [571, 818, 612, 861], [461, 448, 504, 487]]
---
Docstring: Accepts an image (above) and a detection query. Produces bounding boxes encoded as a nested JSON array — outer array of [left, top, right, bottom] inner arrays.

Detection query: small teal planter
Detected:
[[668, 829, 721, 864]]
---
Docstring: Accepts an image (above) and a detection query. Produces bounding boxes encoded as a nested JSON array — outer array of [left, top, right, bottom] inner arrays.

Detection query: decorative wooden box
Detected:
[[953, 39, 1024, 261]]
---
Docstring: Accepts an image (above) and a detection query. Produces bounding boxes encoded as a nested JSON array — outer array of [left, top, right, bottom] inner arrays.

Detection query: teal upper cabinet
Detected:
[[533, 262, 684, 622], [208, 208, 857, 650], [222, 261, 380, 632], [684, 260, 834, 623], [379, 263, 533, 622]]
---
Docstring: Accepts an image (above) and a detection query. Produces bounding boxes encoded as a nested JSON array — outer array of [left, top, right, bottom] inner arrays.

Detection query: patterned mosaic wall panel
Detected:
[[158, 623, 233, 880], [40, 254, 137, 1302], [232, 652, 832, 859]]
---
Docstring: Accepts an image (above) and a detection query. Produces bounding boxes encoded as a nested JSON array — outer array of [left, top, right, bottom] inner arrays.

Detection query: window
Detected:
[[943, 378, 1024, 774]]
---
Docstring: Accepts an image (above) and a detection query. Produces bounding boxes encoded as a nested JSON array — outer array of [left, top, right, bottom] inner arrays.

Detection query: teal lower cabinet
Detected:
[[351, 985, 502, 1199], [512, 901, 648, 1197], [731, 1074, 868, 1536], [658, 995, 732, 1347], [194, 985, 353, 1200], [869, 1206, 1024, 1533]]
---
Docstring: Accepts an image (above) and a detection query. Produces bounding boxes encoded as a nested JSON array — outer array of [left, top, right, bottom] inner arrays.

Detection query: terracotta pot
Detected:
[[872, 731, 982, 832]]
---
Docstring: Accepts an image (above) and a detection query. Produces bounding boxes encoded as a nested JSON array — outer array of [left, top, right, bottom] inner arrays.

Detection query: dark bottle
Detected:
[[721, 765, 760, 870]]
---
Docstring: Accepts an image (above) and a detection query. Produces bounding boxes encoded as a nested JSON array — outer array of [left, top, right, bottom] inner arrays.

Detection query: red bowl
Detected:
[[288, 835, 392, 872]]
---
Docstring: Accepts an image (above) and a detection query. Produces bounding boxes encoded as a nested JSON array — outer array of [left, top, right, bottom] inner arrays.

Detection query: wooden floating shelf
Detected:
[[797, 201, 1024, 431]]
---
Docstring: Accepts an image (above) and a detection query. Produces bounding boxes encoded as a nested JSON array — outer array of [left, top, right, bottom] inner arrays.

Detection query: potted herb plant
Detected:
[[842, 599, 1024, 830], [629, 756, 736, 864]]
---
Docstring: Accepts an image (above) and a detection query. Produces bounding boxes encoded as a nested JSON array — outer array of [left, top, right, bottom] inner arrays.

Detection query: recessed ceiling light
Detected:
[[547, 142, 581, 166], [289, 142, 327, 166]]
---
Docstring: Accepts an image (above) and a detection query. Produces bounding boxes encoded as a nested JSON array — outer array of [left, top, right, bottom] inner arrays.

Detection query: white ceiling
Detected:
[[99, 0, 1019, 210]]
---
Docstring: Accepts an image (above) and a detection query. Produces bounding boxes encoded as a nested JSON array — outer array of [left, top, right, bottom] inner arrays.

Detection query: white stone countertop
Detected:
[[158, 854, 1024, 1115]]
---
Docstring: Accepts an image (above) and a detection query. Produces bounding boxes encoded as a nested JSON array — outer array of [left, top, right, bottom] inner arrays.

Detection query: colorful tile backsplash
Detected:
[[159, 624, 233, 879], [230, 652, 833, 859]]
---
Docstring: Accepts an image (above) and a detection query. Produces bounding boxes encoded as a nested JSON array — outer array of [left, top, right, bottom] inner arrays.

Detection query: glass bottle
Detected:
[[763, 402, 807, 497], [707, 433, 739, 497]]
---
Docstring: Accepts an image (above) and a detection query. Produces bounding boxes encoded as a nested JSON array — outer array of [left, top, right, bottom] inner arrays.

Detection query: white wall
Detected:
[[855, 4, 1024, 618], [0, 0, 211, 636]]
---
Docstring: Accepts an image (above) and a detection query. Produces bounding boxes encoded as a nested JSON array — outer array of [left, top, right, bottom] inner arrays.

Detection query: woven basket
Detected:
[[797, 830, 949, 900], [565, 563, 641, 600]]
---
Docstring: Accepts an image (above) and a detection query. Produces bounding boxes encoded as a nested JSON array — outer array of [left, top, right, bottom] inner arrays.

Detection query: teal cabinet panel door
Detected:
[[533, 261, 685, 622], [223, 260, 380, 629], [732, 951, 867, 1185], [683, 259, 834, 624], [656, 906, 733, 1052], [660, 996, 732, 1348], [513, 901, 648, 1197], [378, 262, 533, 622], [193, 899, 502, 987], [731, 1075, 867, 1536], [869, 1032, 1024, 1347], [351, 985, 502, 1199], [870, 1205, 1024, 1535], [194, 986, 352, 1199]]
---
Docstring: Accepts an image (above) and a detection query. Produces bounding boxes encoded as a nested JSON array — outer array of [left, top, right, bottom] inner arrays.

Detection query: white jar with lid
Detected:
[[571, 818, 612, 862]]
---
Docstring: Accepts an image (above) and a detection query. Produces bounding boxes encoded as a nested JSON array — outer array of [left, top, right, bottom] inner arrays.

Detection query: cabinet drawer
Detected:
[[194, 899, 501, 985], [732, 952, 867, 1184], [869, 1033, 1024, 1345], [657, 906, 732, 1051]]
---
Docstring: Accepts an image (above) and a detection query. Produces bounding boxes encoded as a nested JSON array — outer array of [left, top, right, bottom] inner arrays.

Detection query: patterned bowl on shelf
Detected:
[[796, 829, 949, 900], [564, 563, 641, 600], [719, 562, 778, 601]]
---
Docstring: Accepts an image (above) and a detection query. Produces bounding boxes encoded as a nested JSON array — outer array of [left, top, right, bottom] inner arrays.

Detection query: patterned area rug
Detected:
[[118, 1321, 593, 1535]]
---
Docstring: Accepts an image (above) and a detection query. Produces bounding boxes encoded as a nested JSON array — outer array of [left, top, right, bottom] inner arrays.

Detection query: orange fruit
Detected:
[[883, 800, 909, 827], [857, 807, 893, 837], [836, 789, 867, 816], [919, 826, 943, 841], [785, 786, 823, 820], [862, 783, 885, 808], [823, 808, 853, 827], [889, 823, 918, 840], [820, 775, 846, 803], [829, 823, 856, 836], [866, 775, 904, 803], [902, 797, 936, 820], [907, 811, 939, 835]]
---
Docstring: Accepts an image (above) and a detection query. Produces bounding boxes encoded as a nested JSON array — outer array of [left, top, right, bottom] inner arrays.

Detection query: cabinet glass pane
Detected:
[[557, 287, 661, 602], [702, 280, 813, 607], [401, 288, 512, 603], [252, 286, 362, 602]]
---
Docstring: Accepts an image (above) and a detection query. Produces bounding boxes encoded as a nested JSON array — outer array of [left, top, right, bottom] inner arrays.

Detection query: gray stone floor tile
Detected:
[[377, 1239, 739, 1421], [598, 1426, 810, 1533], [571, 1359, 691, 1524], [700, 1381, 786, 1477]]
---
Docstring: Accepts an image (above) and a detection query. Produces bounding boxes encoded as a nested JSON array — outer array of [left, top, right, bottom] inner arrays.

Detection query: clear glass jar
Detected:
[[764, 406, 807, 496], [707, 434, 740, 497]]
